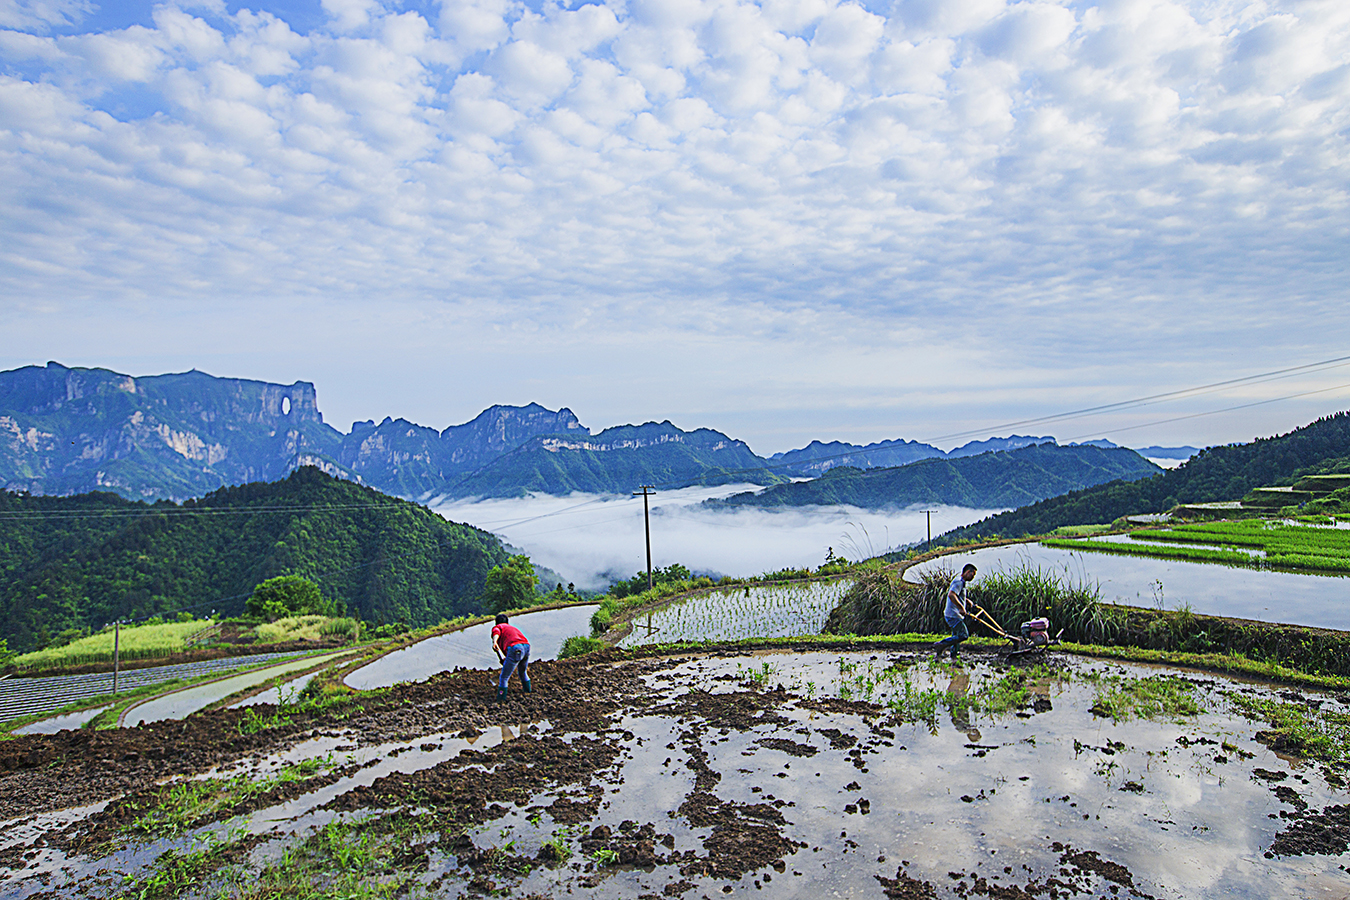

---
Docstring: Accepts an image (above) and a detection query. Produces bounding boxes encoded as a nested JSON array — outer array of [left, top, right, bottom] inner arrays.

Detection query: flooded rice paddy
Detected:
[[909, 543, 1350, 630], [344, 604, 598, 691], [620, 580, 853, 647], [123, 651, 357, 727], [2, 647, 1346, 899]]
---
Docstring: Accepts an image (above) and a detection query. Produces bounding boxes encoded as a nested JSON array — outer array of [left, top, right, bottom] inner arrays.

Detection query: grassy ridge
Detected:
[[1042, 538, 1255, 566], [1046, 520, 1350, 573], [11, 619, 216, 670], [932, 410, 1350, 544]]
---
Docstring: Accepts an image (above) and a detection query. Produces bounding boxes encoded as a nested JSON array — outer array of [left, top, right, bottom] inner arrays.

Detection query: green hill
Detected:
[[933, 411, 1350, 546], [0, 467, 512, 653], [707, 444, 1160, 510]]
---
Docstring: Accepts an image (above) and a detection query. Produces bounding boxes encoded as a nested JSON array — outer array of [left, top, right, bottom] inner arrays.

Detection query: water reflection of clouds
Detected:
[[909, 543, 1349, 630], [435, 487, 1001, 590]]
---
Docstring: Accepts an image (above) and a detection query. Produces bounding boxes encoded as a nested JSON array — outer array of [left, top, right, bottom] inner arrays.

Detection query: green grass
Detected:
[[255, 615, 359, 644], [1084, 674, 1200, 722], [558, 635, 605, 658], [127, 758, 331, 841], [11, 619, 218, 671], [1041, 520, 1350, 575], [122, 814, 437, 900], [1227, 694, 1350, 766], [1043, 537, 1254, 567]]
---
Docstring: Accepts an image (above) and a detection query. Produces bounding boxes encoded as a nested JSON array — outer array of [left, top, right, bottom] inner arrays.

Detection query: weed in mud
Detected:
[[1228, 694, 1350, 765], [736, 661, 779, 688], [541, 835, 572, 862], [591, 846, 620, 866], [201, 816, 431, 899], [123, 838, 235, 900], [1089, 675, 1200, 722]]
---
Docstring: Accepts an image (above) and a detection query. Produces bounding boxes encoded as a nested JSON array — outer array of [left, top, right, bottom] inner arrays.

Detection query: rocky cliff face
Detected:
[[0, 364, 634, 500], [0, 363, 347, 499]]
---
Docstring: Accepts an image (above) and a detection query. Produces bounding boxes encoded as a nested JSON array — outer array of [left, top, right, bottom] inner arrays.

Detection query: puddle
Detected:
[[11, 704, 113, 735], [910, 543, 1350, 629], [620, 580, 853, 647], [123, 652, 353, 727], [345, 604, 598, 690]]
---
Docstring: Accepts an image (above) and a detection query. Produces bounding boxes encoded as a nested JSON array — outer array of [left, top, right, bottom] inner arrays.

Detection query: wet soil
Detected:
[[2, 646, 1347, 899]]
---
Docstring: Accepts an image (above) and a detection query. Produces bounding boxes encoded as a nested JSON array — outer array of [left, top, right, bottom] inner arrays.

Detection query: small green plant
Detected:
[[1091, 675, 1199, 722], [541, 835, 572, 862], [591, 846, 619, 865]]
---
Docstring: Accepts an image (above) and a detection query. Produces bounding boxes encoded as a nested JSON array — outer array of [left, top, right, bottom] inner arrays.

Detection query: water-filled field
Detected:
[[909, 543, 1350, 630], [619, 579, 854, 647], [345, 604, 598, 690], [4, 649, 1345, 898]]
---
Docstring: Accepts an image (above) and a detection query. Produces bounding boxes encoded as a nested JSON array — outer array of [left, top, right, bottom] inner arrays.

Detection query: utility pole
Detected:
[[923, 510, 934, 553], [633, 485, 656, 592], [112, 619, 121, 695]]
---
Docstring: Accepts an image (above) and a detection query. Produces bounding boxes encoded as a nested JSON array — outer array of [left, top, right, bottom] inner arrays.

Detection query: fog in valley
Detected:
[[434, 486, 1001, 591]]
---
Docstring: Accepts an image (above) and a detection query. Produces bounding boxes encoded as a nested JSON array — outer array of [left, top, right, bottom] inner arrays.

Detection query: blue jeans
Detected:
[[936, 616, 968, 658], [498, 642, 530, 692]]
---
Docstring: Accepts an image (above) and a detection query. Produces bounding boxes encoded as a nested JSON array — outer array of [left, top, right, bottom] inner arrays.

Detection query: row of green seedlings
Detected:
[[621, 580, 854, 646], [235, 675, 382, 736], [123, 756, 335, 842], [123, 809, 626, 900], [588, 559, 881, 637], [122, 812, 434, 900], [740, 656, 1202, 730]]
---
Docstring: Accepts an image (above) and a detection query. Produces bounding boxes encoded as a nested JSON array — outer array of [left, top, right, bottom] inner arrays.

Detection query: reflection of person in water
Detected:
[[946, 669, 981, 743]]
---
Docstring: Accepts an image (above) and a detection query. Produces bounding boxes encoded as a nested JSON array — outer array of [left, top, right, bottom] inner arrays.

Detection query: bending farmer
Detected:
[[934, 563, 977, 663], [491, 614, 532, 701]]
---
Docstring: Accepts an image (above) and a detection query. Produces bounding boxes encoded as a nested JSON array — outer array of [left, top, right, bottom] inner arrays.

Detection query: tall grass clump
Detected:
[[256, 615, 357, 644], [827, 564, 1114, 643], [969, 564, 1115, 644]]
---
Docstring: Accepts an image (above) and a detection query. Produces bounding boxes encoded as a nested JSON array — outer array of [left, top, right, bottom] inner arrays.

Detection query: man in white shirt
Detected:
[[934, 563, 977, 663]]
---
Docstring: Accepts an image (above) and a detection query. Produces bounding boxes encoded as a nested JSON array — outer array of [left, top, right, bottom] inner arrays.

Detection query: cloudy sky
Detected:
[[2, 0, 1347, 454]]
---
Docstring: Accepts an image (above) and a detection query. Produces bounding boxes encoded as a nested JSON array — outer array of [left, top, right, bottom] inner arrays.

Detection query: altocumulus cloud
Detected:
[[1, 0, 1348, 447]]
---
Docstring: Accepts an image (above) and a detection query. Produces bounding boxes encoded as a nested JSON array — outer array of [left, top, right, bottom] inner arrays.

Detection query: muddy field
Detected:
[[0, 646, 1347, 899]]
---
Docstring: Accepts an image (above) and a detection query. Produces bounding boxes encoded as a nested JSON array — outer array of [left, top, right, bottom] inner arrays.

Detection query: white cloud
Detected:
[[0, 0, 90, 31], [0, 0, 1348, 454]]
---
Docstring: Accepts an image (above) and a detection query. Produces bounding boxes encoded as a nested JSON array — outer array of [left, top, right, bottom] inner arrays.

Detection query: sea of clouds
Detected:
[[434, 483, 1001, 589]]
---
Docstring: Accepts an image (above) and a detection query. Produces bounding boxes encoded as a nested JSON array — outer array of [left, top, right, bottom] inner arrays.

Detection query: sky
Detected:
[[2, 0, 1348, 455]]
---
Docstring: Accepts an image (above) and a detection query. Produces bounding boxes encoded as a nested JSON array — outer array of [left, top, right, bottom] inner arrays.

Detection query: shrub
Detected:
[[246, 575, 342, 622], [558, 635, 605, 658]]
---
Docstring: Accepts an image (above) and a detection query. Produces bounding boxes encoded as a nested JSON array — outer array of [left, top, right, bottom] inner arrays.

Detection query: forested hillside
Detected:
[[708, 444, 1160, 510], [935, 411, 1350, 545], [448, 421, 785, 497], [0, 468, 511, 653]]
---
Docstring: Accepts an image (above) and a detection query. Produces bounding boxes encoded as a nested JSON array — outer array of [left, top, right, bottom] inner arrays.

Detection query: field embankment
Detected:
[[826, 557, 1350, 680]]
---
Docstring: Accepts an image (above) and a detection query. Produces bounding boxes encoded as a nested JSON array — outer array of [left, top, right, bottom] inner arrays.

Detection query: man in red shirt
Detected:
[[491, 614, 531, 701]]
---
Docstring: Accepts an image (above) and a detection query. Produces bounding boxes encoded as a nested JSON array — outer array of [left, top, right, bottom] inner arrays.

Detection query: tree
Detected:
[[483, 554, 539, 613], [246, 575, 340, 622]]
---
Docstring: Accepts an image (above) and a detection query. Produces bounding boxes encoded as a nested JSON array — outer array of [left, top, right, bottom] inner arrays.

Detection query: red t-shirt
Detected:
[[492, 623, 528, 651]]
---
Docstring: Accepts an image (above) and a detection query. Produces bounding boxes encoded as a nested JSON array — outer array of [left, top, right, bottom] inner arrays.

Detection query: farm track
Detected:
[[0, 650, 316, 724]]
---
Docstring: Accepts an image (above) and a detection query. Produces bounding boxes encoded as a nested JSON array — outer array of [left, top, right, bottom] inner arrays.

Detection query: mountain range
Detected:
[[711, 443, 1162, 510], [0, 362, 1194, 503]]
